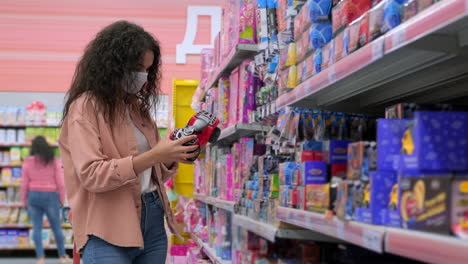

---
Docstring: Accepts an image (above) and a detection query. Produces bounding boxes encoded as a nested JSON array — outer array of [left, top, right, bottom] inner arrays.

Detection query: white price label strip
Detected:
[[327, 66, 337, 83], [372, 38, 384, 61], [336, 221, 345, 239], [391, 26, 407, 49], [362, 230, 382, 252]]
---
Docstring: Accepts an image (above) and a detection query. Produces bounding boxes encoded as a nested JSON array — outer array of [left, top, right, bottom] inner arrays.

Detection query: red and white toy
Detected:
[[170, 111, 221, 161]]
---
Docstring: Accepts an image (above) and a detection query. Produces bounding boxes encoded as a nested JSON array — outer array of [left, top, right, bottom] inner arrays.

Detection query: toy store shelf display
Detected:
[[0, 102, 73, 251]]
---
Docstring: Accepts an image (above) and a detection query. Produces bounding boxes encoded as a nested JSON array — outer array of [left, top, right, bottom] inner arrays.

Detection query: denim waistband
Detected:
[[142, 191, 159, 203]]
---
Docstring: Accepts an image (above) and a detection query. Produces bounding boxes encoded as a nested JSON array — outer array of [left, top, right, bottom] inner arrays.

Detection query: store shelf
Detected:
[[385, 228, 468, 264], [0, 183, 20, 187], [233, 214, 340, 243], [194, 193, 235, 212], [0, 163, 22, 168], [0, 245, 74, 250], [276, 207, 386, 253], [216, 123, 270, 146], [0, 223, 72, 229], [276, 0, 468, 113], [0, 143, 59, 147], [0, 203, 23, 208], [191, 234, 231, 264], [204, 44, 259, 92], [0, 123, 60, 128]]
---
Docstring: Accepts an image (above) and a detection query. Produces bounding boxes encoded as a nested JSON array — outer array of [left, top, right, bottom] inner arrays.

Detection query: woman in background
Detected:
[[21, 136, 71, 264]]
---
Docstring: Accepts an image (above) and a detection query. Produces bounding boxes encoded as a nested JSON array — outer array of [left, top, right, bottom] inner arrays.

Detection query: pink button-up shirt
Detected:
[[21, 156, 66, 205], [59, 94, 179, 252]]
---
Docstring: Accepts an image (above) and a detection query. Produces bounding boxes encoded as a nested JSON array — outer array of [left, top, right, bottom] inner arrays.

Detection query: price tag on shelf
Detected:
[[327, 66, 337, 83], [391, 26, 407, 49], [372, 38, 384, 61], [362, 230, 382, 252], [336, 220, 346, 240]]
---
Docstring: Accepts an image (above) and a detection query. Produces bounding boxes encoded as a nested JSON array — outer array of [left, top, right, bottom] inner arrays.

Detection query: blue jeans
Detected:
[[27, 191, 66, 258], [82, 192, 168, 264]]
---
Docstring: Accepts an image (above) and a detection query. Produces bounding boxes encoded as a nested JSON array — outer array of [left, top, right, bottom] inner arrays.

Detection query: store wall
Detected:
[[0, 0, 222, 95]]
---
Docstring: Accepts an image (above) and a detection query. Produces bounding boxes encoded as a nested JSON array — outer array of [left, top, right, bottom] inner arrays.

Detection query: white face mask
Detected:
[[125, 72, 148, 94]]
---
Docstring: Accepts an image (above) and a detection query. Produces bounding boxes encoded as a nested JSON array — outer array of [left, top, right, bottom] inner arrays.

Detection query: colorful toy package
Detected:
[[306, 183, 330, 213], [310, 22, 333, 49], [294, 0, 313, 37], [377, 119, 411, 171], [400, 176, 451, 234], [332, 0, 371, 35], [279, 43, 297, 69], [228, 67, 240, 126], [321, 40, 335, 70], [401, 111, 468, 171], [302, 161, 328, 184], [296, 28, 313, 61], [218, 77, 230, 128], [323, 140, 350, 164], [333, 29, 347, 62], [347, 141, 377, 180], [451, 178, 468, 240], [239, 61, 258, 124], [355, 171, 397, 225]]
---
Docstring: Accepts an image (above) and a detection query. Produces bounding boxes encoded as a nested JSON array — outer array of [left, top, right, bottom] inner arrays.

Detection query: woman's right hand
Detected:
[[151, 133, 200, 164]]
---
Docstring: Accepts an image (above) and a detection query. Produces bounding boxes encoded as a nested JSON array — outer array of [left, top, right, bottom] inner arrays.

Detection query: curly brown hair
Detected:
[[63, 20, 162, 124]]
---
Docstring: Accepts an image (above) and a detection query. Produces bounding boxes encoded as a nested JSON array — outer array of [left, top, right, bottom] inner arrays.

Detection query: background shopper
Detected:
[[21, 136, 71, 264]]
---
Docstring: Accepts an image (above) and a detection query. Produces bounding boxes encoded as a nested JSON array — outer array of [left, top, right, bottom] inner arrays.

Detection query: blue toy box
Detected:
[[302, 161, 328, 184], [401, 111, 468, 171], [323, 140, 350, 164], [377, 119, 410, 171]]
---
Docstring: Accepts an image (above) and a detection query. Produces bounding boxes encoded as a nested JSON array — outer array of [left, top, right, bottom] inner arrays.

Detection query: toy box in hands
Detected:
[[332, 0, 371, 35], [401, 111, 468, 171], [377, 119, 411, 171], [399, 176, 451, 234]]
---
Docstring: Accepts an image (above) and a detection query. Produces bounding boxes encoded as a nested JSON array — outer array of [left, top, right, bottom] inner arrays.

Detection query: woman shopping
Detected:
[[59, 21, 198, 264], [21, 136, 71, 264]]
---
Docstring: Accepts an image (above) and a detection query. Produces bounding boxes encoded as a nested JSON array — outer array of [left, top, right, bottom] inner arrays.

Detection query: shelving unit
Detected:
[[276, 207, 386, 253], [191, 234, 231, 264], [275, 0, 468, 114], [233, 214, 340, 243], [0, 223, 72, 229], [194, 194, 235, 212], [208, 44, 258, 89], [0, 143, 59, 148], [0, 203, 23, 208], [216, 123, 271, 146], [277, 207, 468, 263], [385, 228, 468, 264], [0, 123, 60, 128], [0, 245, 74, 250]]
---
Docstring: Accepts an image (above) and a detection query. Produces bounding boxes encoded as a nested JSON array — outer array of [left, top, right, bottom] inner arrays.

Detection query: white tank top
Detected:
[[128, 110, 156, 193]]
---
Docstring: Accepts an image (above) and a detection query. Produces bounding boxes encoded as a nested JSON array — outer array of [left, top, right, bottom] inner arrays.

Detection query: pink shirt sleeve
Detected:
[[54, 158, 66, 204], [20, 160, 31, 206]]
